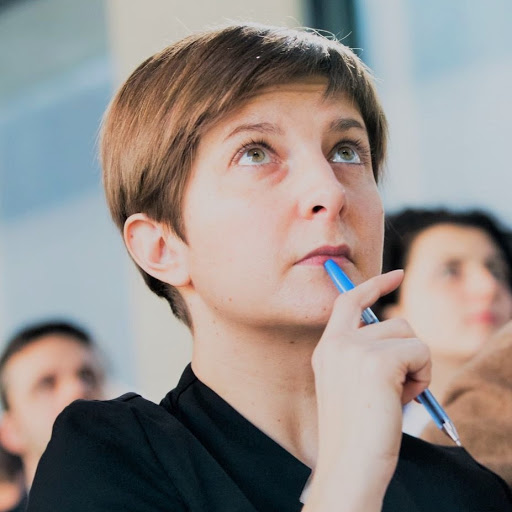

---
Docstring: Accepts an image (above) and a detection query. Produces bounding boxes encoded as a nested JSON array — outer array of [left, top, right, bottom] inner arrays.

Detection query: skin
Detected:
[[0, 479, 24, 511], [384, 224, 512, 398], [125, 79, 431, 511], [0, 335, 104, 488], [181, 85, 386, 365]]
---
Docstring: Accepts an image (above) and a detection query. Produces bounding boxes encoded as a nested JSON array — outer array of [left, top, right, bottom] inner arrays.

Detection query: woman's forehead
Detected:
[[409, 224, 505, 262], [205, 80, 364, 140]]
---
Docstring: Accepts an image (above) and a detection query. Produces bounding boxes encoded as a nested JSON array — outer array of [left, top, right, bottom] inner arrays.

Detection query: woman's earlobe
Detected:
[[0, 414, 24, 455], [123, 214, 190, 287]]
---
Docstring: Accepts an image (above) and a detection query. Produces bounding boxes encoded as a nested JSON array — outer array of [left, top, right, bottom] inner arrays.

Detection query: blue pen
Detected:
[[324, 259, 462, 446]]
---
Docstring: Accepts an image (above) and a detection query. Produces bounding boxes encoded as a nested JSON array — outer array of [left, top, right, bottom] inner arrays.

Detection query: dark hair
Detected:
[[376, 208, 512, 314], [0, 320, 94, 410], [101, 23, 388, 328]]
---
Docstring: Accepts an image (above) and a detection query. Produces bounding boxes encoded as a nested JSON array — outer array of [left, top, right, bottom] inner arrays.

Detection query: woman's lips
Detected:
[[297, 254, 351, 266], [296, 245, 352, 266], [466, 311, 498, 325]]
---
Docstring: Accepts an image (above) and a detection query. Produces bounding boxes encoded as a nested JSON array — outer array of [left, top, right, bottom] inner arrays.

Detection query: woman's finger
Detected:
[[324, 269, 404, 335], [359, 316, 415, 340]]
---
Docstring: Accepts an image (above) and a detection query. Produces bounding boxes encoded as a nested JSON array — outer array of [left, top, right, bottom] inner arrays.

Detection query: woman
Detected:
[[27, 25, 512, 511], [378, 208, 512, 435]]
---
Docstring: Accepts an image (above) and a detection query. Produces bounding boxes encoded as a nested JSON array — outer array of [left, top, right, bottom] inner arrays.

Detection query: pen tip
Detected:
[[442, 421, 462, 447]]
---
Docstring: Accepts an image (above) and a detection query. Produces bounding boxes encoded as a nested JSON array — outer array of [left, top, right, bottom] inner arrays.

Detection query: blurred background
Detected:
[[0, 0, 511, 401]]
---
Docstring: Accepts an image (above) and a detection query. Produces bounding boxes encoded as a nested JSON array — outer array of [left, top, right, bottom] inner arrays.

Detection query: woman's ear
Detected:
[[124, 213, 190, 287], [0, 414, 25, 456]]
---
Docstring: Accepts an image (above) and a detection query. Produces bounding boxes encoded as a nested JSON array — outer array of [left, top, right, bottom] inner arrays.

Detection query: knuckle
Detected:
[[390, 317, 414, 336], [418, 339, 431, 360], [409, 336, 429, 354]]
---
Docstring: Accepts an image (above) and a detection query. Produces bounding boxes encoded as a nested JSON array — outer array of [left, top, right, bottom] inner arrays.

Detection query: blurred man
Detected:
[[0, 321, 105, 497]]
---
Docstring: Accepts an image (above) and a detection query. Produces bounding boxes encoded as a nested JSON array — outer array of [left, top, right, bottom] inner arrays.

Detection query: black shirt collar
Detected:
[[161, 364, 311, 512]]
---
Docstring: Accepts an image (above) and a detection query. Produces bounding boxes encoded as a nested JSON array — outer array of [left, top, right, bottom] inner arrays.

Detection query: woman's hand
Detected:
[[303, 270, 431, 512]]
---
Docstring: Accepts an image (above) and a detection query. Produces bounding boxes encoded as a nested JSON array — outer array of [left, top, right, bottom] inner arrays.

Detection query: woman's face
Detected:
[[390, 223, 512, 363], [179, 79, 384, 332]]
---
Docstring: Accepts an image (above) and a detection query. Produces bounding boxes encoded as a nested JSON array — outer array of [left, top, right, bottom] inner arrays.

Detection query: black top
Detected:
[[27, 364, 512, 511], [8, 495, 27, 512]]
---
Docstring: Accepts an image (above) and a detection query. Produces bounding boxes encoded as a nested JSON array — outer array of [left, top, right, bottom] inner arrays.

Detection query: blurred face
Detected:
[[392, 224, 512, 363], [2, 335, 104, 462], [181, 79, 384, 331]]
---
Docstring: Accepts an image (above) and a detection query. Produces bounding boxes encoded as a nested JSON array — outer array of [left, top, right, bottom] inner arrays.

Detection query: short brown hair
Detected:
[[101, 23, 388, 327]]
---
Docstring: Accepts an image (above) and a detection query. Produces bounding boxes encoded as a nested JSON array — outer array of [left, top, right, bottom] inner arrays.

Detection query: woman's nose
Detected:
[[297, 157, 347, 221], [466, 265, 500, 298]]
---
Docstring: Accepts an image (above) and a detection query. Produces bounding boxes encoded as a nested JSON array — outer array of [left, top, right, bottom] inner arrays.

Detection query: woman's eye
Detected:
[[331, 145, 361, 164], [487, 260, 510, 283], [79, 367, 99, 387], [36, 375, 56, 392], [440, 262, 460, 278], [239, 147, 270, 165]]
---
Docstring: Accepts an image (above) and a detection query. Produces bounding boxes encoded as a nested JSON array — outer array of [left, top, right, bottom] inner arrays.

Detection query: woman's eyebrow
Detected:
[[223, 118, 365, 142], [224, 122, 283, 141], [329, 117, 366, 133]]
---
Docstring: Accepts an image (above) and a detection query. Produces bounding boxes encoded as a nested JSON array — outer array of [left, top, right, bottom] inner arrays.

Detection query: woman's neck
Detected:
[[191, 315, 321, 468]]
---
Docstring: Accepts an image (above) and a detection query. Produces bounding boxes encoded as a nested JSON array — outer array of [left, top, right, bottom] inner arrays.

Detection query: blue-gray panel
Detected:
[[406, 0, 512, 82], [0, 80, 111, 220]]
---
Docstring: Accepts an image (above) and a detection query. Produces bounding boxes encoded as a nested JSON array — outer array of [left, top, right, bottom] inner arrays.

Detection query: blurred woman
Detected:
[[378, 208, 512, 435]]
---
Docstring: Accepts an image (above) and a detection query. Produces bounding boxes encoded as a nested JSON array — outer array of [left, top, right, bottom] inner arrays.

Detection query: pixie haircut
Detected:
[[0, 320, 94, 410], [101, 23, 388, 327], [376, 208, 512, 314]]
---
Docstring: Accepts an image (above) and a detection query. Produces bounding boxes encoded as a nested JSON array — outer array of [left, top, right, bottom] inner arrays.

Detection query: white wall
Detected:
[[357, 0, 512, 222], [107, 0, 305, 81]]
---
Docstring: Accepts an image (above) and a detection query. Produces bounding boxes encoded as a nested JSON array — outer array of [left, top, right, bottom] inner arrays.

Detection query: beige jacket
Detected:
[[422, 321, 512, 487]]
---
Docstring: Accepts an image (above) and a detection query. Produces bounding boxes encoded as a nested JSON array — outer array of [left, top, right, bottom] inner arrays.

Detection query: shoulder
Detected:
[[42, 392, 182, 457], [55, 391, 172, 433], [27, 393, 188, 512], [392, 435, 512, 510]]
